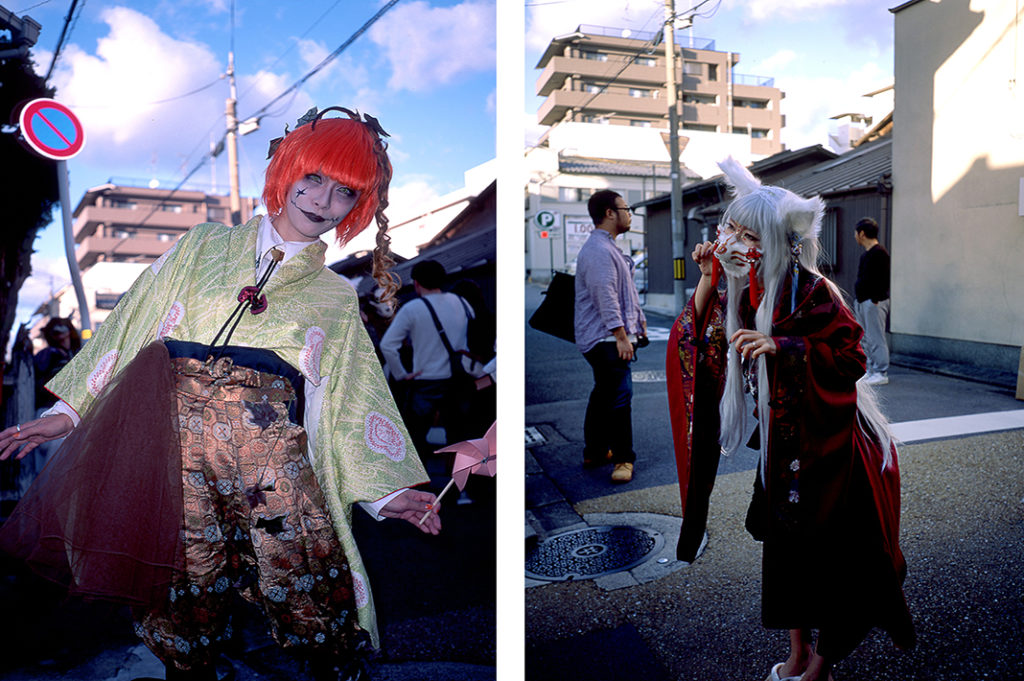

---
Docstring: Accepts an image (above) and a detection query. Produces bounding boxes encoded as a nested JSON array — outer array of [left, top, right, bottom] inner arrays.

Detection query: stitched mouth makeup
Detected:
[[299, 209, 328, 224]]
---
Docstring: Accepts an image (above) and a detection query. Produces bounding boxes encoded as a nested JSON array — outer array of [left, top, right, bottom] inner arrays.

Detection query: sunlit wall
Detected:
[[891, 0, 1024, 369]]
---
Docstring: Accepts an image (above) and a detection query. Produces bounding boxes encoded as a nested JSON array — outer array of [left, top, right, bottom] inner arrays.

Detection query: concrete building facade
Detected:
[[535, 24, 785, 156], [890, 0, 1024, 382]]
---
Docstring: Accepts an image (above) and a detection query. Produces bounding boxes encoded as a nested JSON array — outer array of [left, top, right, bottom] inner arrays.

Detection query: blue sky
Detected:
[[525, 0, 896, 149], [12, 0, 496, 324]]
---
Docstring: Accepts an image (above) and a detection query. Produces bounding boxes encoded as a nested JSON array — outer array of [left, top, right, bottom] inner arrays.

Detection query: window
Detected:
[[630, 120, 652, 128], [636, 57, 656, 67], [682, 62, 702, 76], [158, 233, 177, 242], [683, 123, 717, 133], [112, 229, 133, 239], [158, 203, 182, 213], [108, 199, 137, 210], [708, 64, 718, 81], [629, 88, 649, 98], [751, 129, 769, 139], [95, 292, 125, 310], [582, 51, 607, 62], [207, 206, 228, 220], [735, 98, 768, 109], [683, 93, 717, 105]]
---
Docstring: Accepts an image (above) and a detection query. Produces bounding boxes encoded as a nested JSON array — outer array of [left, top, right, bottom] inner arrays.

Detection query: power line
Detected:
[[15, 0, 56, 13], [237, 0, 347, 102], [134, 0, 403, 228], [44, 0, 83, 83], [239, 0, 402, 122]]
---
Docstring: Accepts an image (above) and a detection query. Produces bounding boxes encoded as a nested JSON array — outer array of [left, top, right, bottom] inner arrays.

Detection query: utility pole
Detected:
[[225, 49, 242, 226], [664, 0, 685, 310]]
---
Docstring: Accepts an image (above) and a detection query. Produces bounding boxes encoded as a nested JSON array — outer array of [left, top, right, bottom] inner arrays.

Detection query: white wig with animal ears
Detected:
[[715, 157, 894, 477]]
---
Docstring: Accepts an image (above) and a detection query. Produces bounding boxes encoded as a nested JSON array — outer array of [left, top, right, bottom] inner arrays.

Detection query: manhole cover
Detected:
[[525, 525, 663, 582]]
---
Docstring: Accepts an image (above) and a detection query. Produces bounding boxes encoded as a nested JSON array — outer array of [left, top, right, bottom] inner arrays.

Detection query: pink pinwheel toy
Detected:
[[419, 422, 496, 525]]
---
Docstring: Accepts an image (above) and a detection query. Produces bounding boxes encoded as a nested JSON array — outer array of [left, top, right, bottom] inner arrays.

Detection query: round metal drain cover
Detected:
[[525, 525, 663, 582]]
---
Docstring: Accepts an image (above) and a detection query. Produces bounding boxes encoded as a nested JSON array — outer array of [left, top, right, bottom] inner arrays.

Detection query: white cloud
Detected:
[[524, 112, 546, 148], [742, 0, 855, 21], [526, 0, 663, 53], [387, 179, 446, 224], [295, 39, 371, 92], [777, 60, 892, 149], [368, 0, 495, 92], [750, 49, 797, 74], [51, 7, 224, 173], [17, 254, 72, 324]]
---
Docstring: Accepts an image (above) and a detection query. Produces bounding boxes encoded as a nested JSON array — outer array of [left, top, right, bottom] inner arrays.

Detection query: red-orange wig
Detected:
[[262, 117, 391, 243]]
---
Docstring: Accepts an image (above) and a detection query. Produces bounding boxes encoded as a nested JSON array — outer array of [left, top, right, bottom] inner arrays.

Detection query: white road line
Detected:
[[891, 409, 1024, 444], [644, 326, 672, 341]]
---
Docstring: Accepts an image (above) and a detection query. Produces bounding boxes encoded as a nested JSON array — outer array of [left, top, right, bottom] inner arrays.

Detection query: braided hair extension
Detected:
[[368, 134, 399, 307]]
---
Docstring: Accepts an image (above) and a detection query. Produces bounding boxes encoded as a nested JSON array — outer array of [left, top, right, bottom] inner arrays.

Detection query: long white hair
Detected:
[[715, 158, 894, 480]]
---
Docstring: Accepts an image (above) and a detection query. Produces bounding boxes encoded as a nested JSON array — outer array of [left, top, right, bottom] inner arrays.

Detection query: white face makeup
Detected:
[[274, 171, 361, 242], [714, 220, 763, 278]]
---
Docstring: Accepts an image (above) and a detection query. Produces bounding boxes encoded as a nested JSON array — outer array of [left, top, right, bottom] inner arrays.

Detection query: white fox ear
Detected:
[[780, 192, 824, 240], [717, 156, 761, 197]]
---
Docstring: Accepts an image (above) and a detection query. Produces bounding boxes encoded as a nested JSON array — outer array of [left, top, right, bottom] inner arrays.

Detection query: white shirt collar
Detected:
[[256, 214, 321, 276]]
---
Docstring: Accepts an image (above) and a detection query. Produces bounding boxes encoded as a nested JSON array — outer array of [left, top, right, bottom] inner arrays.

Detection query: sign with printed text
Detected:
[[19, 98, 85, 160], [564, 216, 593, 264]]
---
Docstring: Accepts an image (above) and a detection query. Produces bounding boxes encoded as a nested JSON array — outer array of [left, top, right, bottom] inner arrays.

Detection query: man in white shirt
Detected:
[[380, 260, 472, 458]]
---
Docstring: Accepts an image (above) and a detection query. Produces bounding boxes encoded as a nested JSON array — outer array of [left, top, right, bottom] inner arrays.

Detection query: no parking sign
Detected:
[[17, 98, 92, 332], [18, 98, 85, 160]]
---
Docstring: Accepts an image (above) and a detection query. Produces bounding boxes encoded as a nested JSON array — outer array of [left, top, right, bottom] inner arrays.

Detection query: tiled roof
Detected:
[[777, 137, 891, 197], [355, 223, 496, 297], [559, 156, 701, 181]]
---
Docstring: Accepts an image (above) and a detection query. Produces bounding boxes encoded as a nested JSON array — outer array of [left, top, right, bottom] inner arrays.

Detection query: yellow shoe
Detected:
[[610, 462, 633, 483]]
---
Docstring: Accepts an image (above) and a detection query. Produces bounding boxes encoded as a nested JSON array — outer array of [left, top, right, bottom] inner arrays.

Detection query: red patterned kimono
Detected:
[[667, 268, 914, 659]]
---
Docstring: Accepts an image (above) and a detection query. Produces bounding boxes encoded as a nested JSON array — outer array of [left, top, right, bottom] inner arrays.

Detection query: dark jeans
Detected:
[[397, 378, 475, 459], [582, 341, 636, 464]]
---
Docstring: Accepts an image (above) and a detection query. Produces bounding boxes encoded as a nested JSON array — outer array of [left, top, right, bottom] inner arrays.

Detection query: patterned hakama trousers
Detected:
[[134, 356, 365, 671]]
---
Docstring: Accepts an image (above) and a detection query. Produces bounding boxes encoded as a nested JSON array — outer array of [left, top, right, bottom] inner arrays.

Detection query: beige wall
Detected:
[[892, 0, 1024, 352]]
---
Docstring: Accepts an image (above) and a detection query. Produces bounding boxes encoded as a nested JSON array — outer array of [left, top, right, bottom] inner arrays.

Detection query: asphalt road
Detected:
[[524, 282, 1024, 681]]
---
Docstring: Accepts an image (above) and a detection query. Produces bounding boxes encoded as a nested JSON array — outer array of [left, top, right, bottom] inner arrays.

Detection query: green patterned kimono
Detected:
[[46, 216, 428, 646]]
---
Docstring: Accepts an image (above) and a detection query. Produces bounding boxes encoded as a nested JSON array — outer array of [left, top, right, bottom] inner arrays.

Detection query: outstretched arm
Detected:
[[0, 413, 74, 461]]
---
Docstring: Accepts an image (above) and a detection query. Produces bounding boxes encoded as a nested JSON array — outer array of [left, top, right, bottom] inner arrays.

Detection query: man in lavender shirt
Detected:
[[574, 190, 646, 483]]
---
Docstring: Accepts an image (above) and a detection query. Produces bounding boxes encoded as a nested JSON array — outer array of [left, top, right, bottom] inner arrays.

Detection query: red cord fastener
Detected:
[[238, 286, 268, 314]]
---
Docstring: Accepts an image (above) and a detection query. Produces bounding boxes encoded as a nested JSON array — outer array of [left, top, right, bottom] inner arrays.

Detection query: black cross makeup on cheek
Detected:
[[295, 188, 306, 197]]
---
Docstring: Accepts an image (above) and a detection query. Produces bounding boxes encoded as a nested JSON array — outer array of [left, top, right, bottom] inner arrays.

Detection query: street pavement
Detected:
[[525, 282, 1024, 681], [0, 452, 496, 681]]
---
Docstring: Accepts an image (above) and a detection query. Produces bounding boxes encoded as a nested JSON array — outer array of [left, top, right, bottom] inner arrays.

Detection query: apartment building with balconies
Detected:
[[535, 25, 784, 155], [71, 182, 259, 269], [34, 182, 259, 335]]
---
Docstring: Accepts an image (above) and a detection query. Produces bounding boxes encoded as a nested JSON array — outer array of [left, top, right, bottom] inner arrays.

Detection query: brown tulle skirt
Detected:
[[0, 341, 184, 608]]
